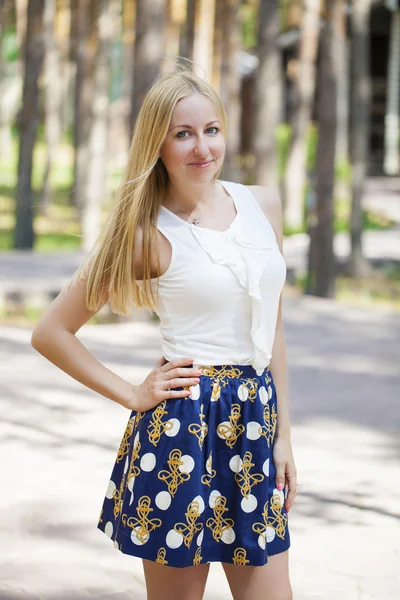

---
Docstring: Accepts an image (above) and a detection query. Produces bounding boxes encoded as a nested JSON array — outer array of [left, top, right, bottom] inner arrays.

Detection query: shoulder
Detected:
[[244, 184, 283, 247]]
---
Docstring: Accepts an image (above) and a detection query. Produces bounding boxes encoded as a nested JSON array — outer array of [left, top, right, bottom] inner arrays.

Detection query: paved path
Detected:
[[1, 294, 399, 599]]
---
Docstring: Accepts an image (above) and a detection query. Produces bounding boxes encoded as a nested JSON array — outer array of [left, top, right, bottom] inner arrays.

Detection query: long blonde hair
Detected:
[[70, 66, 227, 314]]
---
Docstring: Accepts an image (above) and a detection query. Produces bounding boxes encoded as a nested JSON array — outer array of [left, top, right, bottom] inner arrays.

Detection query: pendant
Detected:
[[192, 218, 200, 226]]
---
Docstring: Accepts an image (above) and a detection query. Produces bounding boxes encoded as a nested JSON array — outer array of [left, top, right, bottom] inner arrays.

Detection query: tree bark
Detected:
[[192, 0, 216, 80], [283, 0, 321, 231], [253, 0, 282, 188], [83, 0, 112, 252], [349, 0, 372, 277], [309, 0, 342, 298], [130, 0, 166, 132], [14, 0, 45, 250], [179, 0, 195, 62], [217, 0, 242, 181], [383, 9, 400, 175]]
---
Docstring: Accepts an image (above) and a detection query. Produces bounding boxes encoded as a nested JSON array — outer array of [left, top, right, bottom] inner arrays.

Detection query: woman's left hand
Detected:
[[273, 435, 298, 513]]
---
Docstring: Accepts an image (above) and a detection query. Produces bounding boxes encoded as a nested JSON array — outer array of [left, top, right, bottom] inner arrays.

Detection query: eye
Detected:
[[206, 126, 219, 134], [176, 130, 189, 139]]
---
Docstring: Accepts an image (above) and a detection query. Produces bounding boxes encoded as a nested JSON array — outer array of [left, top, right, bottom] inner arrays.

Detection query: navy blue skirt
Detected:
[[97, 364, 291, 568]]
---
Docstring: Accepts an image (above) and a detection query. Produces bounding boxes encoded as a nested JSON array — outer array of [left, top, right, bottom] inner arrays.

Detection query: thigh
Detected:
[[222, 550, 292, 600], [142, 559, 210, 600]]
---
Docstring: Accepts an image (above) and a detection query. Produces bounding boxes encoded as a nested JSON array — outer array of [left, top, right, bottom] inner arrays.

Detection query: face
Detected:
[[159, 93, 225, 183]]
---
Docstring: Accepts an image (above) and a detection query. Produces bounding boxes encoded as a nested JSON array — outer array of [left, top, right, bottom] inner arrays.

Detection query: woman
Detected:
[[31, 67, 297, 600]]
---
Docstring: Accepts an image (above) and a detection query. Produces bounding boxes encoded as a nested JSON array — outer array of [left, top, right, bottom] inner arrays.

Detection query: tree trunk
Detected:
[[309, 0, 342, 298], [219, 0, 242, 182], [333, 9, 350, 204], [349, 0, 372, 277], [179, 0, 195, 62], [383, 9, 400, 175], [41, 0, 63, 213], [71, 0, 96, 212], [283, 0, 321, 231], [83, 0, 112, 252], [253, 0, 282, 189], [193, 0, 216, 80], [14, 0, 45, 250], [130, 0, 166, 132]]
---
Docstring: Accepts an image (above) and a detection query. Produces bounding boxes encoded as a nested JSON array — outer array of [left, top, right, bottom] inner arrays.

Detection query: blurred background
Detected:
[[0, 2, 399, 600]]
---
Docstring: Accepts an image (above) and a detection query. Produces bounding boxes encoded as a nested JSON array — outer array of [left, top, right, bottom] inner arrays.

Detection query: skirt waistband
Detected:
[[191, 363, 270, 379]]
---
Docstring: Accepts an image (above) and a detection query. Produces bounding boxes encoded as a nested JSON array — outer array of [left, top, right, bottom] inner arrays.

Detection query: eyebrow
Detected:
[[169, 120, 220, 131]]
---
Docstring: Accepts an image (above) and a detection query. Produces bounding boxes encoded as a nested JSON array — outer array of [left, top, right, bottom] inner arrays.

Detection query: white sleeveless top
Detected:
[[151, 180, 286, 375]]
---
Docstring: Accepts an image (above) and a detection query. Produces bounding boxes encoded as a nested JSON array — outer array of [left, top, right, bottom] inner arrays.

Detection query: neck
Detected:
[[164, 179, 218, 214]]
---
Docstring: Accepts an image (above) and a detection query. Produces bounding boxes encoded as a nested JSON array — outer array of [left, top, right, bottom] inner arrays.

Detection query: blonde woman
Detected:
[[31, 67, 297, 600]]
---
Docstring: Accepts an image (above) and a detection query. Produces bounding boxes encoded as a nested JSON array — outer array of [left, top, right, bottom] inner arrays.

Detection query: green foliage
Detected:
[[2, 29, 18, 62], [240, 3, 258, 50]]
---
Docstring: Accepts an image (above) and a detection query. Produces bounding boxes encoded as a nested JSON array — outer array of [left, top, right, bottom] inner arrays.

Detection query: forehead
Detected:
[[169, 93, 219, 127]]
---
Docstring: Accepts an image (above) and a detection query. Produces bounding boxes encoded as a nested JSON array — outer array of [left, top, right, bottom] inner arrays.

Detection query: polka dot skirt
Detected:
[[97, 364, 291, 568]]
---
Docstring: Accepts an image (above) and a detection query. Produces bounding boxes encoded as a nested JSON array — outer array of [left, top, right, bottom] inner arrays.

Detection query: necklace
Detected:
[[167, 183, 217, 226]]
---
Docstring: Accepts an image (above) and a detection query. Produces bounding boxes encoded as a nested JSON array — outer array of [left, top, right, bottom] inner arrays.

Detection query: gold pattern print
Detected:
[[113, 473, 126, 519], [197, 365, 243, 402], [98, 507, 103, 525], [188, 403, 208, 448], [147, 400, 173, 446], [122, 496, 162, 544], [206, 495, 235, 542], [158, 449, 191, 496], [193, 546, 202, 565], [116, 416, 135, 462], [201, 451, 216, 487], [232, 548, 250, 565], [217, 403, 245, 449], [240, 378, 259, 402], [127, 437, 141, 486], [252, 492, 288, 542], [258, 402, 278, 447], [174, 500, 203, 548], [234, 451, 264, 497], [156, 547, 168, 565]]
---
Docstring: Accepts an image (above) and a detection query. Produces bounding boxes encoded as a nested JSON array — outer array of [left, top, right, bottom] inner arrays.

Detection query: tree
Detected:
[[309, 0, 343, 298], [253, 0, 282, 189], [179, 0, 195, 62], [130, 0, 166, 132], [193, 0, 216, 79], [349, 0, 372, 277], [14, 0, 45, 249], [283, 0, 321, 231]]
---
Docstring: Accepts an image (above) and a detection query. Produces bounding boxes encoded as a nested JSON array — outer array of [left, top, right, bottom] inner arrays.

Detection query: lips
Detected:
[[189, 160, 213, 166]]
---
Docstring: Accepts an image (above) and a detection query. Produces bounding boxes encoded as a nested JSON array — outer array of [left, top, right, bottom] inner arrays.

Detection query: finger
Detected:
[[160, 357, 194, 372], [165, 367, 202, 379], [154, 356, 168, 369], [284, 474, 298, 512], [164, 387, 192, 399], [275, 463, 286, 493], [163, 377, 200, 389]]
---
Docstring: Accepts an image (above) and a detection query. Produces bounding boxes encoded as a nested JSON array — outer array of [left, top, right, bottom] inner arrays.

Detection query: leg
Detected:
[[142, 559, 210, 600], [222, 550, 292, 600]]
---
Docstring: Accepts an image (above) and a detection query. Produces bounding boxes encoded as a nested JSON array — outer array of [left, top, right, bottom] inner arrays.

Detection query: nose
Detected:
[[193, 135, 209, 157]]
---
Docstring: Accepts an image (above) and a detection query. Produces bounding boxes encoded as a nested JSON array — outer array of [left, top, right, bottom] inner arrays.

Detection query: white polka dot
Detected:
[[155, 491, 171, 510], [262, 458, 270, 477], [258, 533, 266, 549], [209, 490, 221, 508], [273, 488, 285, 506], [140, 452, 156, 472], [241, 494, 258, 513], [105, 480, 116, 499], [229, 455, 243, 473], [179, 454, 195, 473], [113, 539, 119, 548], [221, 527, 235, 544], [134, 432, 139, 446], [268, 385, 273, 400], [206, 453, 213, 474], [266, 526, 276, 542], [189, 383, 200, 400], [166, 529, 183, 549], [197, 529, 204, 546], [192, 495, 205, 514], [259, 386, 269, 405], [124, 456, 129, 475], [165, 418, 180, 437], [246, 421, 261, 440], [127, 476, 135, 492], [217, 421, 232, 440], [131, 526, 149, 545], [104, 521, 113, 538], [237, 384, 248, 401]]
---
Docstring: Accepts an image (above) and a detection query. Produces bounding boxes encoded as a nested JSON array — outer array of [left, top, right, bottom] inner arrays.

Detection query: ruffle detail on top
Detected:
[[190, 214, 277, 375]]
